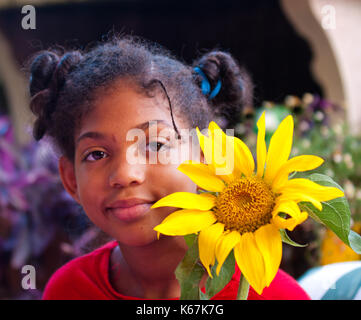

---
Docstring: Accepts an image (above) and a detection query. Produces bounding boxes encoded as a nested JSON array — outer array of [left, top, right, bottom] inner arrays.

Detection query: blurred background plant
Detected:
[[0, 117, 109, 299], [236, 93, 361, 279]]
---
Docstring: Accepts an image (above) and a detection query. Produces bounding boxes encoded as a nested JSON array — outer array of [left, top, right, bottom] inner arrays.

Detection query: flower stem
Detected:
[[236, 273, 250, 300]]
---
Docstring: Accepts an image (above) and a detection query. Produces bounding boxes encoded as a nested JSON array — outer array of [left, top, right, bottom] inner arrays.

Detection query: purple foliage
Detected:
[[0, 116, 88, 280]]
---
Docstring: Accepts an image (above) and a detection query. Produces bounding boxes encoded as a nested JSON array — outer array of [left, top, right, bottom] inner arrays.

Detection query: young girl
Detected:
[[27, 35, 310, 300]]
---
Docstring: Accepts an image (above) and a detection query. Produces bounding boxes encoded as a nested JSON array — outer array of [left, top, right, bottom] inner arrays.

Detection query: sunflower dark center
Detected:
[[213, 176, 275, 234]]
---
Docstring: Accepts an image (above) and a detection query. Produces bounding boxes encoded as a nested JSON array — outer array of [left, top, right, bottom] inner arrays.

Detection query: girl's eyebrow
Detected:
[[76, 131, 107, 146], [76, 120, 172, 146], [135, 119, 172, 130]]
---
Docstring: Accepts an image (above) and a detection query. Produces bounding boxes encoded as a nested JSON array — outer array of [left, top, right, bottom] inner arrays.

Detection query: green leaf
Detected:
[[175, 234, 205, 300], [184, 233, 197, 248], [307, 173, 344, 190], [279, 229, 307, 247], [204, 250, 236, 299], [199, 290, 209, 300], [348, 230, 361, 254], [299, 173, 351, 246]]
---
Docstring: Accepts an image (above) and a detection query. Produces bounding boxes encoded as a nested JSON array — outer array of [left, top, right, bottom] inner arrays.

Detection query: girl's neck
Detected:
[[109, 236, 188, 299]]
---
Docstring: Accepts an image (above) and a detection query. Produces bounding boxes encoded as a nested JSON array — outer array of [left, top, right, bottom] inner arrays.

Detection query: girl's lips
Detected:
[[106, 203, 153, 222]]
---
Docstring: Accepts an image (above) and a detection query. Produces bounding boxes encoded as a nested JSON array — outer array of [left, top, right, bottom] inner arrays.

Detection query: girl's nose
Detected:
[[108, 157, 146, 188]]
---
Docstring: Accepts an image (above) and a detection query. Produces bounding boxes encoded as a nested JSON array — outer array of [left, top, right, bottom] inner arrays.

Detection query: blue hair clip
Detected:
[[209, 79, 222, 99], [194, 66, 210, 95], [193, 66, 221, 100]]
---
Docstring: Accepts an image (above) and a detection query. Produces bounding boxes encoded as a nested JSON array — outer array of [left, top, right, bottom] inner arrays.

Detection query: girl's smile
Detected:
[[104, 198, 155, 223]]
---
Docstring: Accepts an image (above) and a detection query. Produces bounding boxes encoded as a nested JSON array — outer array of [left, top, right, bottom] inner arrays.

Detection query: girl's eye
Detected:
[[147, 141, 169, 152], [83, 150, 108, 162]]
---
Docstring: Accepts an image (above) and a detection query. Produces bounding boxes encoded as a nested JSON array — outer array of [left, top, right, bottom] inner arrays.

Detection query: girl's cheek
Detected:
[[158, 140, 200, 166], [76, 168, 104, 206], [149, 144, 198, 194], [151, 163, 197, 194]]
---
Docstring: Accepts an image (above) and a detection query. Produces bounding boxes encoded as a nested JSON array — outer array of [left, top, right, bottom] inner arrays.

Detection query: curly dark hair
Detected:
[[25, 34, 253, 161]]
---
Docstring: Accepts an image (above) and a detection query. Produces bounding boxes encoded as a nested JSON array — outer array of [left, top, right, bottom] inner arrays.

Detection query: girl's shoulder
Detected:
[[42, 240, 118, 300]]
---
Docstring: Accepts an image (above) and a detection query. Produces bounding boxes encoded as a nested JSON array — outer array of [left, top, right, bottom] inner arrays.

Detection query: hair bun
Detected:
[[193, 51, 253, 128], [29, 51, 59, 97], [28, 49, 83, 140]]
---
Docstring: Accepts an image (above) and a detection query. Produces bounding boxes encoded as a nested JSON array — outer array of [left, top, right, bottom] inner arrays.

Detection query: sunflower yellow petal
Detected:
[[196, 127, 214, 169], [199, 223, 224, 278], [254, 224, 282, 286], [178, 160, 225, 192], [234, 232, 266, 295], [207, 121, 222, 138], [272, 211, 308, 231], [279, 178, 344, 202], [233, 136, 255, 177], [229, 138, 244, 180], [209, 121, 254, 179], [153, 209, 217, 236], [272, 201, 308, 231], [272, 155, 324, 190], [214, 138, 236, 180], [264, 115, 294, 184], [273, 200, 302, 218], [215, 231, 241, 276], [196, 126, 234, 183], [151, 192, 216, 210], [206, 126, 222, 163], [277, 192, 323, 211], [256, 111, 267, 178], [209, 123, 236, 180]]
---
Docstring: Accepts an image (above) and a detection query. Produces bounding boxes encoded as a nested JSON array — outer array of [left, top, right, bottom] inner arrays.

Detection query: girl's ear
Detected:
[[59, 156, 81, 204]]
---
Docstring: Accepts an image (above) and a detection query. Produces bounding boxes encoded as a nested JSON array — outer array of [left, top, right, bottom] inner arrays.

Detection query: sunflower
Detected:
[[151, 112, 344, 295]]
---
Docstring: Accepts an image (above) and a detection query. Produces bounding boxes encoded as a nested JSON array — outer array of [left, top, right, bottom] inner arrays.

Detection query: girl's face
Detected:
[[59, 80, 199, 246]]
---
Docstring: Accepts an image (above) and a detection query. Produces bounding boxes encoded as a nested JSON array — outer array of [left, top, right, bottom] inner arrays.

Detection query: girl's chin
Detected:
[[115, 230, 160, 247]]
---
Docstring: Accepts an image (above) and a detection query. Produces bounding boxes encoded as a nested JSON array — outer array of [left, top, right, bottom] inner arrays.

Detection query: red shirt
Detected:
[[42, 240, 310, 300]]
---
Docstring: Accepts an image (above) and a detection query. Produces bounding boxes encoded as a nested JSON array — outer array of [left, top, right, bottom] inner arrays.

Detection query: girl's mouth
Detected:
[[105, 199, 155, 223]]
